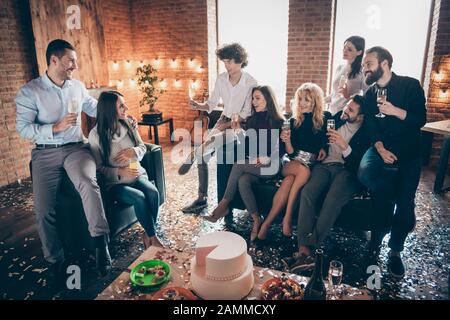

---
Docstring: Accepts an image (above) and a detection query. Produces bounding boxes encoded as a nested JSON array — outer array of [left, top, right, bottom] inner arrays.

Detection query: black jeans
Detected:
[[358, 147, 422, 252]]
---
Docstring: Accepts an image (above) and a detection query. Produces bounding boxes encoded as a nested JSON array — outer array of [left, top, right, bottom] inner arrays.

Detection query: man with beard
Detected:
[[16, 39, 112, 285], [283, 95, 370, 272], [358, 46, 426, 278]]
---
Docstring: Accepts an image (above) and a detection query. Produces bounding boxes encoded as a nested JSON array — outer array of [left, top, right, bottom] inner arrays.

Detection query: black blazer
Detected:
[[333, 111, 370, 174]]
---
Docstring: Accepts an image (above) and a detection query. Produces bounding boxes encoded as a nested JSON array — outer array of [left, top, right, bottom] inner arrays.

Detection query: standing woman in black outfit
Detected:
[[258, 83, 329, 239]]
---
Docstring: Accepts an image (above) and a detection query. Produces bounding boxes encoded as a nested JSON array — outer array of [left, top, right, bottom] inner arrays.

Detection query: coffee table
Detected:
[[96, 246, 372, 300]]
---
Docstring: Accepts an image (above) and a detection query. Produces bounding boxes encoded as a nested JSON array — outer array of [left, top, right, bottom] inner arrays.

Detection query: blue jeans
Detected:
[[110, 176, 160, 237], [358, 147, 422, 252]]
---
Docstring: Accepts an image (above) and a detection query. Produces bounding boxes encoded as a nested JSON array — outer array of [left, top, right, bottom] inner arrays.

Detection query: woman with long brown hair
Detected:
[[204, 85, 285, 241], [89, 91, 163, 248]]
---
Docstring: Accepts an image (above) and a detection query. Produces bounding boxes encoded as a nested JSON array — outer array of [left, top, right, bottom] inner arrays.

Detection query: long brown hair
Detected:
[[96, 91, 138, 163], [293, 83, 324, 132], [247, 85, 285, 128]]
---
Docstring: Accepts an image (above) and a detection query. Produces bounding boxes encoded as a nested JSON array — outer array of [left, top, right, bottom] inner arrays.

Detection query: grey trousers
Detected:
[[197, 116, 232, 197], [31, 143, 109, 263], [297, 163, 360, 248], [223, 162, 277, 214]]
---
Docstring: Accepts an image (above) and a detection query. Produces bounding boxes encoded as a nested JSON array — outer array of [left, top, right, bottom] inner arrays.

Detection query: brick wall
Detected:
[[0, 0, 37, 187], [423, 0, 450, 166], [285, 0, 335, 106], [131, 0, 216, 137]]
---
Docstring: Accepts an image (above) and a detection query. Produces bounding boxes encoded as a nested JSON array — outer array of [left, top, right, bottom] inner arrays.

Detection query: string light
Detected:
[[196, 65, 204, 73], [139, 60, 145, 68], [159, 79, 168, 89], [129, 79, 136, 87], [170, 58, 178, 69], [191, 79, 200, 90], [153, 58, 161, 67], [439, 89, 448, 99], [125, 60, 132, 69], [117, 79, 124, 89], [434, 71, 444, 82], [112, 61, 119, 71], [174, 79, 182, 88], [188, 58, 196, 68]]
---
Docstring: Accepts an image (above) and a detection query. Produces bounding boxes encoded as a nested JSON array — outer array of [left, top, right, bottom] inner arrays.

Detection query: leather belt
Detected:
[[35, 141, 83, 149]]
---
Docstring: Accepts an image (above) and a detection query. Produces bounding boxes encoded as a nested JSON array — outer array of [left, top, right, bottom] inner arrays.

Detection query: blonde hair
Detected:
[[293, 82, 325, 132]]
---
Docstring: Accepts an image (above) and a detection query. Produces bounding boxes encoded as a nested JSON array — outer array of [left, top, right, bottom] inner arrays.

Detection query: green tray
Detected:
[[130, 260, 171, 288]]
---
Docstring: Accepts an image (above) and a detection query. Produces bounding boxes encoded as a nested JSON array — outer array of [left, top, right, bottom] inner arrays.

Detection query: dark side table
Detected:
[[422, 119, 450, 193], [138, 118, 174, 145]]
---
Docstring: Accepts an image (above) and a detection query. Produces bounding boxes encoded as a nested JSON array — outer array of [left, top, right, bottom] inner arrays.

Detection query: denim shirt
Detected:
[[16, 72, 97, 144]]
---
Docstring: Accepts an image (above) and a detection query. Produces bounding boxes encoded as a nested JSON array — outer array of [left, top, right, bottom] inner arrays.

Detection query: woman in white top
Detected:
[[89, 91, 163, 248], [326, 36, 368, 115]]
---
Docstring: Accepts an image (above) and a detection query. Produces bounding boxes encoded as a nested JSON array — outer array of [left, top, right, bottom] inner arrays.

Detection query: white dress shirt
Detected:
[[327, 64, 369, 116], [206, 71, 257, 119], [16, 72, 97, 145]]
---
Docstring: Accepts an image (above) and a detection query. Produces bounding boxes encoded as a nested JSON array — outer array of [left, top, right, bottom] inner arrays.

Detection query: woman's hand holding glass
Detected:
[[114, 148, 137, 165], [118, 167, 139, 179]]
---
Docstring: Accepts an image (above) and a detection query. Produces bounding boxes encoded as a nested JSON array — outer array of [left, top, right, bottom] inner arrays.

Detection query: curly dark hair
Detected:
[[216, 43, 249, 68]]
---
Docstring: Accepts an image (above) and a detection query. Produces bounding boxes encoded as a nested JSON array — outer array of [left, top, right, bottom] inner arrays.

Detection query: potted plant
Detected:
[[136, 63, 166, 122]]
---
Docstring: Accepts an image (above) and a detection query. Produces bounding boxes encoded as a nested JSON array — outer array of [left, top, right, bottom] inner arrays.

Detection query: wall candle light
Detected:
[[434, 71, 444, 82], [125, 60, 132, 69], [170, 59, 178, 69], [153, 58, 161, 67], [174, 79, 182, 88], [112, 61, 119, 71], [129, 79, 136, 87], [191, 79, 200, 90], [117, 79, 124, 88], [159, 79, 168, 89], [196, 65, 204, 73], [188, 58, 196, 68], [139, 60, 145, 68], [439, 89, 448, 99]]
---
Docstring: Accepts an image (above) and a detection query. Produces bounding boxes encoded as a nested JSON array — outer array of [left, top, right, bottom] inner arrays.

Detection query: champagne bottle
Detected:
[[304, 249, 327, 300]]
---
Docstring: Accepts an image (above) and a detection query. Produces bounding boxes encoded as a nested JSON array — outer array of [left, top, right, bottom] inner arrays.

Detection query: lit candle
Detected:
[[188, 58, 196, 68]]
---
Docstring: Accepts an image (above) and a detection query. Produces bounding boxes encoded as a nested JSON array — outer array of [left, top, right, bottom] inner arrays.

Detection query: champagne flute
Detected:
[[68, 98, 79, 114], [376, 88, 387, 118], [338, 75, 347, 97], [282, 119, 290, 143], [188, 84, 194, 100], [328, 260, 343, 300], [327, 119, 335, 145]]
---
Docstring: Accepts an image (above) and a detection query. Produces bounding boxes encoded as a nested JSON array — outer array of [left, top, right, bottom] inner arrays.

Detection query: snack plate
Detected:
[[130, 260, 171, 288], [261, 277, 304, 300], [152, 287, 197, 300]]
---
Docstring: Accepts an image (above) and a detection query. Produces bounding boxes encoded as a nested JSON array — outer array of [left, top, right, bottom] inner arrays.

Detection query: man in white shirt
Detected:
[[179, 43, 257, 213]]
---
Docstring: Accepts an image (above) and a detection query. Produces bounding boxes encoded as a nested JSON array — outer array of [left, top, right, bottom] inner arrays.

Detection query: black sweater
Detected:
[[243, 111, 283, 159], [364, 73, 427, 162], [286, 112, 329, 158]]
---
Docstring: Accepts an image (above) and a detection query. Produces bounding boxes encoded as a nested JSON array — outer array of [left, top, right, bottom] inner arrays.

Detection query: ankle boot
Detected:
[[93, 235, 112, 277]]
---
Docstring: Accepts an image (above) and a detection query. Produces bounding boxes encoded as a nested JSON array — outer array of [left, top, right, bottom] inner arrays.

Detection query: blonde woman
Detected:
[[257, 83, 330, 239]]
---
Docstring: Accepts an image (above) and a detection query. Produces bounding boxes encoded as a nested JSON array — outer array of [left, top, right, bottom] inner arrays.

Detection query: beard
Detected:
[[341, 111, 358, 123], [365, 65, 383, 85]]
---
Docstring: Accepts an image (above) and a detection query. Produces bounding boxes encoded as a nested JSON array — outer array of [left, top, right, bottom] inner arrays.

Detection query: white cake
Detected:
[[190, 231, 254, 300]]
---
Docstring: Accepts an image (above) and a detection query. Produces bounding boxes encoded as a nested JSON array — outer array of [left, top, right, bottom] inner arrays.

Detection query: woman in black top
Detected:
[[258, 83, 329, 239], [204, 86, 284, 241]]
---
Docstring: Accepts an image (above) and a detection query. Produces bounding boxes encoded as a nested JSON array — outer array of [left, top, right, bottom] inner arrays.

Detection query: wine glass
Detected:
[[376, 88, 387, 118], [328, 260, 343, 300]]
